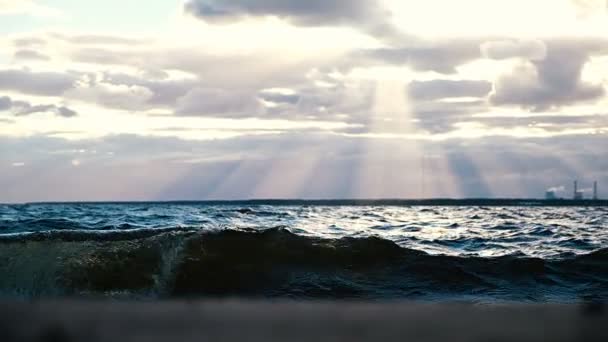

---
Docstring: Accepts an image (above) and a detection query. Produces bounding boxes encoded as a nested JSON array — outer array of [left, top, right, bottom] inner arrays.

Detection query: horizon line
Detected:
[[4, 198, 606, 206]]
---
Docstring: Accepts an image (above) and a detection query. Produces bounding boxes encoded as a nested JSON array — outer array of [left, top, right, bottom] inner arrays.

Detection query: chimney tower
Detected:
[[574, 180, 578, 199], [594, 181, 598, 200]]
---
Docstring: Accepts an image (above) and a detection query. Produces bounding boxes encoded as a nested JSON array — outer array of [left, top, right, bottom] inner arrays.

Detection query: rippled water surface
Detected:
[[1, 204, 606, 258], [1, 203, 607, 301]]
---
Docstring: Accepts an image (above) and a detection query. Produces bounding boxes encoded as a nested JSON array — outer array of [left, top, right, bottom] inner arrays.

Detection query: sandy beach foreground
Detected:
[[0, 301, 606, 342]]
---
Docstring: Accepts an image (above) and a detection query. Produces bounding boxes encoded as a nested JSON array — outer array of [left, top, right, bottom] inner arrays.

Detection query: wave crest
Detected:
[[1, 228, 607, 301]]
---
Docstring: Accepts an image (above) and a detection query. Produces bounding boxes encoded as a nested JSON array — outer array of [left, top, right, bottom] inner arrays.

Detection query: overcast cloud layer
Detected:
[[0, 0, 607, 202]]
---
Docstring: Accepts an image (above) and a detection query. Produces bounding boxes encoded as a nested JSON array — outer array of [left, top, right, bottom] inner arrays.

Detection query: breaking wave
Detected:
[[1, 227, 607, 302]]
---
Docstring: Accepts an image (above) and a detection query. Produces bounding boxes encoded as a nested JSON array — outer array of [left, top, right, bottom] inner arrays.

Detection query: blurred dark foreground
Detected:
[[0, 301, 606, 342]]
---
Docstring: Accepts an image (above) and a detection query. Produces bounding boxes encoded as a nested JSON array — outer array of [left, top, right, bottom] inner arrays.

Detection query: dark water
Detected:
[[0, 203, 607, 302]]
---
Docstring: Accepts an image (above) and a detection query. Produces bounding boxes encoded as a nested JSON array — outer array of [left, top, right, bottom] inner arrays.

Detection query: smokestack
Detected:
[[594, 181, 598, 200], [574, 180, 578, 200]]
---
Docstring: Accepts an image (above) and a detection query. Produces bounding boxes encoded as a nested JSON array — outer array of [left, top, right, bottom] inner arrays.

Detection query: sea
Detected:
[[0, 202, 607, 302]]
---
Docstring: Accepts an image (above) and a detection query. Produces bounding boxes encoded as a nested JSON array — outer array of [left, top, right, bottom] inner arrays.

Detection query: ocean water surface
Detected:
[[0, 203, 606, 302]]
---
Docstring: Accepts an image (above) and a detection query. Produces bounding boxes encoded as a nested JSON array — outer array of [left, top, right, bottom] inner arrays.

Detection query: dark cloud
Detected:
[[15, 104, 78, 118], [14, 104, 58, 116], [490, 41, 607, 111], [395, 79, 493, 134], [12, 37, 46, 48], [409, 80, 492, 101], [0, 69, 76, 96], [0, 95, 77, 118], [184, 0, 405, 42], [0, 96, 11, 111], [56, 106, 78, 118], [258, 90, 300, 105], [354, 40, 481, 73], [412, 100, 488, 134], [287, 81, 375, 122], [13, 49, 50, 61], [185, 0, 378, 24], [175, 87, 261, 117], [358, 37, 606, 110], [355, 37, 608, 77], [481, 39, 547, 60]]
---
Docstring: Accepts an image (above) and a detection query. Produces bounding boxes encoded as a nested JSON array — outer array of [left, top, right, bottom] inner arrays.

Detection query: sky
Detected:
[[0, 0, 607, 202]]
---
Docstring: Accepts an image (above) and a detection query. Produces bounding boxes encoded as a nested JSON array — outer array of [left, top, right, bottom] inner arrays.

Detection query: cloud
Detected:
[[284, 79, 376, 122], [176, 87, 261, 117], [1, 31, 606, 140], [481, 39, 547, 61], [67, 44, 356, 117], [56, 106, 78, 118], [354, 40, 481, 73], [490, 41, 607, 111], [14, 104, 76, 117], [184, 0, 406, 42], [184, 0, 378, 25], [258, 88, 300, 106], [468, 114, 608, 133], [65, 78, 155, 111], [12, 37, 46, 47], [35, 40, 344, 116], [13, 49, 50, 61], [356, 37, 605, 77], [411, 100, 489, 134], [409, 80, 492, 101], [0, 65, 190, 112], [0, 95, 77, 117], [0, 69, 76, 96], [70, 44, 330, 99], [50, 33, 146, 46], [99, 71, 198, 108], [0, 96, 11, 111]]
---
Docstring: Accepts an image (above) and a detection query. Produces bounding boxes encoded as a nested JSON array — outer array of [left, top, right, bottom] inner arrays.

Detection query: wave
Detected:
[[1, 228, 607, 301], [0, 218, 151, 234]]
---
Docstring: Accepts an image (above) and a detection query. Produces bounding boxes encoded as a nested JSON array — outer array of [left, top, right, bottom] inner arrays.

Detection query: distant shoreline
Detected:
[[13, 199, 608, 207]]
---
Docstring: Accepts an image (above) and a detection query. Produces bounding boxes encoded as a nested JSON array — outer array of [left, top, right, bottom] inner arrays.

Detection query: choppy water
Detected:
[[1, 203, 607, 302]]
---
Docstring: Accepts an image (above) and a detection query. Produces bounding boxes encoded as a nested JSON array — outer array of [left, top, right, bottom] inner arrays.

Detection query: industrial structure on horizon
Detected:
[[546, 181, 600, 200], [573, 181, 584, 200]]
